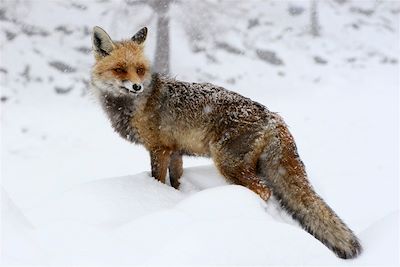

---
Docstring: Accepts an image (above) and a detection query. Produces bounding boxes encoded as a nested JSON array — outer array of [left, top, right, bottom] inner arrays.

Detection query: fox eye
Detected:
[[136, 67, 145, 76], [113, 67, 127, 74]]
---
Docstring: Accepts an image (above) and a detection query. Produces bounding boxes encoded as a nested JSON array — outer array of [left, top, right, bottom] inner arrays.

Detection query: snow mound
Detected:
[[2, 165, 398, 265], [25, 172, 184, 227], [356, 211, 400, 265]]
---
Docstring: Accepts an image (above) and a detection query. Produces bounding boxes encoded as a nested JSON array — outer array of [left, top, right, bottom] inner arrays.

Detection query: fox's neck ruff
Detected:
[[99, 93, 140, 143], [96, 74, 158, 143]]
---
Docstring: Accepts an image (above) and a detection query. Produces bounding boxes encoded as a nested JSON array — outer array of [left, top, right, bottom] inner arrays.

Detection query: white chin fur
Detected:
[[91, 79, 138, 96]]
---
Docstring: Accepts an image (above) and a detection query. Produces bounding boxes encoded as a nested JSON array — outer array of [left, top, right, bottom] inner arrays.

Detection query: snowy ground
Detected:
[[1, 0, 399, 265], [2, 167, 398, 265]]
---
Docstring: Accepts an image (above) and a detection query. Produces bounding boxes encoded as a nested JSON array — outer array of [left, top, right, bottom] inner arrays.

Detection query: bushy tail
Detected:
[[257, 121, 362, 259]]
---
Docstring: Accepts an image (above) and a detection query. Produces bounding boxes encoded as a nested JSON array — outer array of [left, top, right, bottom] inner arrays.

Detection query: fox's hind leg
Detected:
[[236, 171, 271, 201], [169, 151, 183, 189], [210, 145, 271, 201]]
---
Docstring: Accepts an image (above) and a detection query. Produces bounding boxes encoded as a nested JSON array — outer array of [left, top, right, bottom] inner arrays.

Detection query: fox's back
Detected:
[[146, 75, 271, 155]]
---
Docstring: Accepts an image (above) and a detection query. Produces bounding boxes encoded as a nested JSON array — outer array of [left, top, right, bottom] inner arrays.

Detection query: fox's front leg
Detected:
[[150, 148, 172, 184], [169, 151, 183, 189]]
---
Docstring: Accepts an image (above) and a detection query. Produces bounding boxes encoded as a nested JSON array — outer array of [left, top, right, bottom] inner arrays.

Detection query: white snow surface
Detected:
[[1, 0, 399, 265], [1, 167, 399, 265], [1, 167, 398, 265]]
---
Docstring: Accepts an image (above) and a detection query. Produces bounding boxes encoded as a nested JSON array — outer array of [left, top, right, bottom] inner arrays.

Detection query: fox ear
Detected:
[[92, 26, 115, 57], [131, 27, 147, 44]]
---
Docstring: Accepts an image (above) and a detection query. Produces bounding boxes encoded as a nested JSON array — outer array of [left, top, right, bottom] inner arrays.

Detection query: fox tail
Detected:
[[257, 121, 362, 259]]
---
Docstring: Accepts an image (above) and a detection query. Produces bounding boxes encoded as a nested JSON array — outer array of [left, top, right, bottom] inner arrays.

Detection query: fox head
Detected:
[[91, 26, 151, 96]]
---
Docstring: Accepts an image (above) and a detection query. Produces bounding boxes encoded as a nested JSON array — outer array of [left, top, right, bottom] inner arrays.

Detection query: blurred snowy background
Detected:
[[1, 0, 399, 265]]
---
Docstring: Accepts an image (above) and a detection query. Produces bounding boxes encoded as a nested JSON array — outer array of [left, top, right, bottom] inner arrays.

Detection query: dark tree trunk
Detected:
[[151, 0, 171, 74], [310, 0, 320, 37], [154, 13, 170, 74]]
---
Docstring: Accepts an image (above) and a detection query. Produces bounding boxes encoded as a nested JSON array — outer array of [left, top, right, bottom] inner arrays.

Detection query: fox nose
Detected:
[[132, 84, 142, 92]]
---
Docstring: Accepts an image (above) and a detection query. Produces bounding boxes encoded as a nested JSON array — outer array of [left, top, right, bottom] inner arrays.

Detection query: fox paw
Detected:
[[256, 187, 271, 201]]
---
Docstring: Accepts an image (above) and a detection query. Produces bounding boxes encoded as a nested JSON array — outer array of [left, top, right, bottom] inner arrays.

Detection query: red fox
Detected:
[[90, 26, 362, 259]]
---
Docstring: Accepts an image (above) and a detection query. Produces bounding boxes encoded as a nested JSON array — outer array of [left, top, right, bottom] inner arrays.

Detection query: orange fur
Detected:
[[93, 41, 150, 85]]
